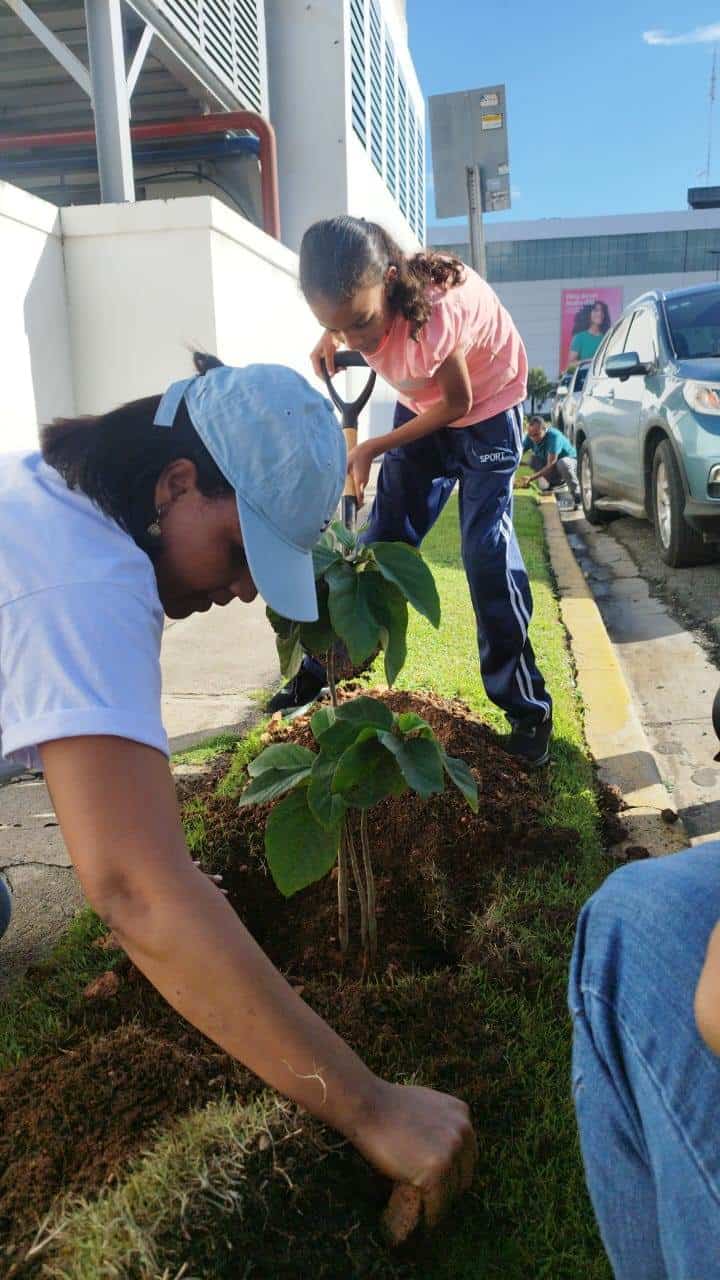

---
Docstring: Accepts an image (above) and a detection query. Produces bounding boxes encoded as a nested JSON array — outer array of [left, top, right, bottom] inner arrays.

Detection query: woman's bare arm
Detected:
[[40, 735, 476, 1217]]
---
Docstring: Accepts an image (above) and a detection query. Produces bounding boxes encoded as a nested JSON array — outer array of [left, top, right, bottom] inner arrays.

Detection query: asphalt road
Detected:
[[607, 515, 720, 662], [563, 507, 720, 844]]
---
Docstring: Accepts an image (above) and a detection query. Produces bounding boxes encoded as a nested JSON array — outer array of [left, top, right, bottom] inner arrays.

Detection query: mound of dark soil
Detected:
[[191, 690, 579, 976]]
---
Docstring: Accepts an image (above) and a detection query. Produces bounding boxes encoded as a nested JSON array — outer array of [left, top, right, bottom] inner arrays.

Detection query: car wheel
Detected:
[[579, 442, 613, 524], [651, 440, 709, 567]]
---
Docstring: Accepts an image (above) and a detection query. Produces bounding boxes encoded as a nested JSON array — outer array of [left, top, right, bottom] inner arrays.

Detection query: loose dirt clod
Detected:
[[382, 1183, 423, 1245], [82, 970, 119, 1000]]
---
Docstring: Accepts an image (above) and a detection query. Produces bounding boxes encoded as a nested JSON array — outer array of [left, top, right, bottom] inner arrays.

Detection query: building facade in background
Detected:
[[265, 0, 425, 251], [0, 0, 425, 253], [429, 208, 720, 376]]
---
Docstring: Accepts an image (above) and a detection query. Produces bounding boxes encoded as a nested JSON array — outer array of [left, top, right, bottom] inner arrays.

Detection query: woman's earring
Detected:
[[147, 503, 167, 539]]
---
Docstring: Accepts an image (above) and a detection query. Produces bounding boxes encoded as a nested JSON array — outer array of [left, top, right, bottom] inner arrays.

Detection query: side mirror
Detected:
[[606, 351, 653, 381]]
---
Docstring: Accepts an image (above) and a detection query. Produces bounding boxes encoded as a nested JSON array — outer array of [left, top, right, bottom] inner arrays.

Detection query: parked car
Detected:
[[555, 360, 590, 444], [551, 369, 573, 428], [574, 283, 720, 566]]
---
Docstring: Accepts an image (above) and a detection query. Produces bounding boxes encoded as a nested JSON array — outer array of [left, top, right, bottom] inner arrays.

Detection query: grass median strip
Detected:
[[0, 491, 612, 1279]]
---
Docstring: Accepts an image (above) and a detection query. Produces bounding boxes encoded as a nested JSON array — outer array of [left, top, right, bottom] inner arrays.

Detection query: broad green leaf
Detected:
[[238, 767, 311, 807], [370, 542, 441, 629], [335, 696, 393, 731], [313, 719, 360, 759], [275, 628, 303, 680], [265, 606, 294, 638], [377, 732, 445, 798], [265, 788, 340, 897], [248, 743, 316, 778], [298, 618, 335, 656], [312, 539, 342, 579], [326, 562, 381, 665], [442, 752, 479, 813], [310, 706, 336, 741], [330, 519, 357, 551], [362, 572, 408, 686], [307, 753, 346, 829], [332, 736, 407, 809], [395, 711, 434, 738]]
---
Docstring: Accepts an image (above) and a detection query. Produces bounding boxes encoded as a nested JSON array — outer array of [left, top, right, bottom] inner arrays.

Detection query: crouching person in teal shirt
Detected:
[[519, 416, 581, 508]]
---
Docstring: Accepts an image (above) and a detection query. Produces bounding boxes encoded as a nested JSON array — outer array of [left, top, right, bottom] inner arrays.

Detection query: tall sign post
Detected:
[[465, 163, 486, 277], [429, 85, 511, 279]]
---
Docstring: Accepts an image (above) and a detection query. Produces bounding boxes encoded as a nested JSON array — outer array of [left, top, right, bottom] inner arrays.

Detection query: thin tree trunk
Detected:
[[337, 826, 349, 953], [327, 645, 338, 709], [360, 811, 378, 963], [345, 821, 368, 953]]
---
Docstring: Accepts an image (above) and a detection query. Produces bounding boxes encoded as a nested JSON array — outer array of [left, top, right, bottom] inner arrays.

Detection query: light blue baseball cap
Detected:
[[154, 364, 346, 622]]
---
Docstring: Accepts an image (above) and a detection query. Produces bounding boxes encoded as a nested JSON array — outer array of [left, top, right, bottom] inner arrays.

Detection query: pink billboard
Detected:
[[560, 287, 624, 373]]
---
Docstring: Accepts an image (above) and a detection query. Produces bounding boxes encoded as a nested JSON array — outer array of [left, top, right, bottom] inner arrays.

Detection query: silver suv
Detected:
[[574, 284, 720, 566], [556, 360, 590, 445]]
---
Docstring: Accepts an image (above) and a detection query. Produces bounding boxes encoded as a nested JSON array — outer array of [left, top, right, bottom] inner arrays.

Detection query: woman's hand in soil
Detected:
[[310, 330, 343, 379], [347, 441, 375, 506], [352, 1081, 476, 1229]]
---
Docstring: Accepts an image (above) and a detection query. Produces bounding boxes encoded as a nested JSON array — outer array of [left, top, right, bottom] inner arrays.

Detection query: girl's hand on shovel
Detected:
[[311, 330, 343, 379], [351, 1081, 477, 1245], [347, 441, 375, 507]]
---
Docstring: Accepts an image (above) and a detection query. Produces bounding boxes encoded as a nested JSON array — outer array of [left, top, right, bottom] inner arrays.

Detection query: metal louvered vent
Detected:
[[156, 0, 267, 111]]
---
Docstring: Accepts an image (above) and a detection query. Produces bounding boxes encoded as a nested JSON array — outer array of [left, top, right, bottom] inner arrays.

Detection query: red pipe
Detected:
[[0, 111, 281, 240]]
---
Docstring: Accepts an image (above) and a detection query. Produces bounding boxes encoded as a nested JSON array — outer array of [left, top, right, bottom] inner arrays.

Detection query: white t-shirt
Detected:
[[0, 451, 168, 769]]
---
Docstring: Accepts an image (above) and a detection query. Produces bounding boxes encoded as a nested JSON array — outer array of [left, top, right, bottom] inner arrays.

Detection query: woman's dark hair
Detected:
[[299, 216, 465, 340], [40, 352, 231, 553], [572, 300, 611, 336]]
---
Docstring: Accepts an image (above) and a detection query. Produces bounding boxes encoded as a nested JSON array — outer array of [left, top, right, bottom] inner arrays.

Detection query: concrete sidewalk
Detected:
[[0, 595, 280, 993]]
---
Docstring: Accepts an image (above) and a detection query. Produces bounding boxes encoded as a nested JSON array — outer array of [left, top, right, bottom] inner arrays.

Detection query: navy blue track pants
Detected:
[[362, 402, 551, 728]]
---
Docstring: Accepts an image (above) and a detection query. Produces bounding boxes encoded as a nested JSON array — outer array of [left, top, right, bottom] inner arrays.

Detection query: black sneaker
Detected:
[[266, 663, 327, 714], [503, 717, 553, 767]]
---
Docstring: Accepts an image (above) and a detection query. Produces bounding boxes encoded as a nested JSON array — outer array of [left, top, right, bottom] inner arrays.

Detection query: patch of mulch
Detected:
[[189, 690, 580, 978]]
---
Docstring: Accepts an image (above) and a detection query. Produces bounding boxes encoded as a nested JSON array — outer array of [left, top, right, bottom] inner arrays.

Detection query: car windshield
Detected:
[[666, 289, 720, 359]]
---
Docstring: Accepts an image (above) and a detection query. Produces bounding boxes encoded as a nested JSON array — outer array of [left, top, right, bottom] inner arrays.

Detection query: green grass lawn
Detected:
[[0, 491, 612, 1278]]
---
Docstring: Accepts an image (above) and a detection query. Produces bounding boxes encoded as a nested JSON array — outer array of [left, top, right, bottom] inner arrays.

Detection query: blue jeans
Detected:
[[569, 846, 720, 1277], [363, 403, 551, 728], [0, 873, 11, 939]]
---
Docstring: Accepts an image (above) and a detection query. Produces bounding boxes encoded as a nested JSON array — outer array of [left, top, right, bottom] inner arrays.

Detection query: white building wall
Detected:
[[0, 182, 75, 450], [61, 200, 218, 414], [60, 196, 326, 415]]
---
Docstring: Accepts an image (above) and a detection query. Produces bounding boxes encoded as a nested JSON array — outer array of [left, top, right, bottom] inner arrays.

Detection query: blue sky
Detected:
[[407, 0, 720, 228]]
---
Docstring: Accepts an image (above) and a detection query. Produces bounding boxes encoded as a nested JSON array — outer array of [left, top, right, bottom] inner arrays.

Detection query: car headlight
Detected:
[[683, 381, 720, 414]]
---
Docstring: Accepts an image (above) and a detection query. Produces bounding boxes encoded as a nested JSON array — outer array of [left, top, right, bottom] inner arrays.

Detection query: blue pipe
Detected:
[[0, 134, 259, 177]]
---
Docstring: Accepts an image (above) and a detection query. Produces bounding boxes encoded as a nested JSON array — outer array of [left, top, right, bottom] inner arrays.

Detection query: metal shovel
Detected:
[[321, 351, 377, 531]]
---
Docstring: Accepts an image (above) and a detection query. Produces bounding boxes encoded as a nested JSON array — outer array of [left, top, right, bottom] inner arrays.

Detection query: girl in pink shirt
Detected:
[[299, 217, 552, 766]]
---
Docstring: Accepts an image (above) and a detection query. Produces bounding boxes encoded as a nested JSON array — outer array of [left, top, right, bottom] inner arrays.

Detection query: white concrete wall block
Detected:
[[0, 182, 75, 449], [61, 199, 218, 413]]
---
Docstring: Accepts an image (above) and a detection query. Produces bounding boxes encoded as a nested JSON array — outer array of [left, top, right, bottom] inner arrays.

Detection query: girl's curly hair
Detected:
[[299, 217, 465, 340]]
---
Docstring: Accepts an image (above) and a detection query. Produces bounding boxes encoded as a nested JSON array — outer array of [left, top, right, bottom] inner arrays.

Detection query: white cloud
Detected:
[[643, 22, 720, 46]]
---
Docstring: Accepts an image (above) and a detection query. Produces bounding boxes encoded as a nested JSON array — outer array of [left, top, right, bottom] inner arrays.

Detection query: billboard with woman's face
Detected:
[[560, 287, 624, 372]]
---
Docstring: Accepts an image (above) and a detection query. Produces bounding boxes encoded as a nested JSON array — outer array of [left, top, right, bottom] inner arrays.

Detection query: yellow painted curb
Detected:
[[540, 497, 689, 856]]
